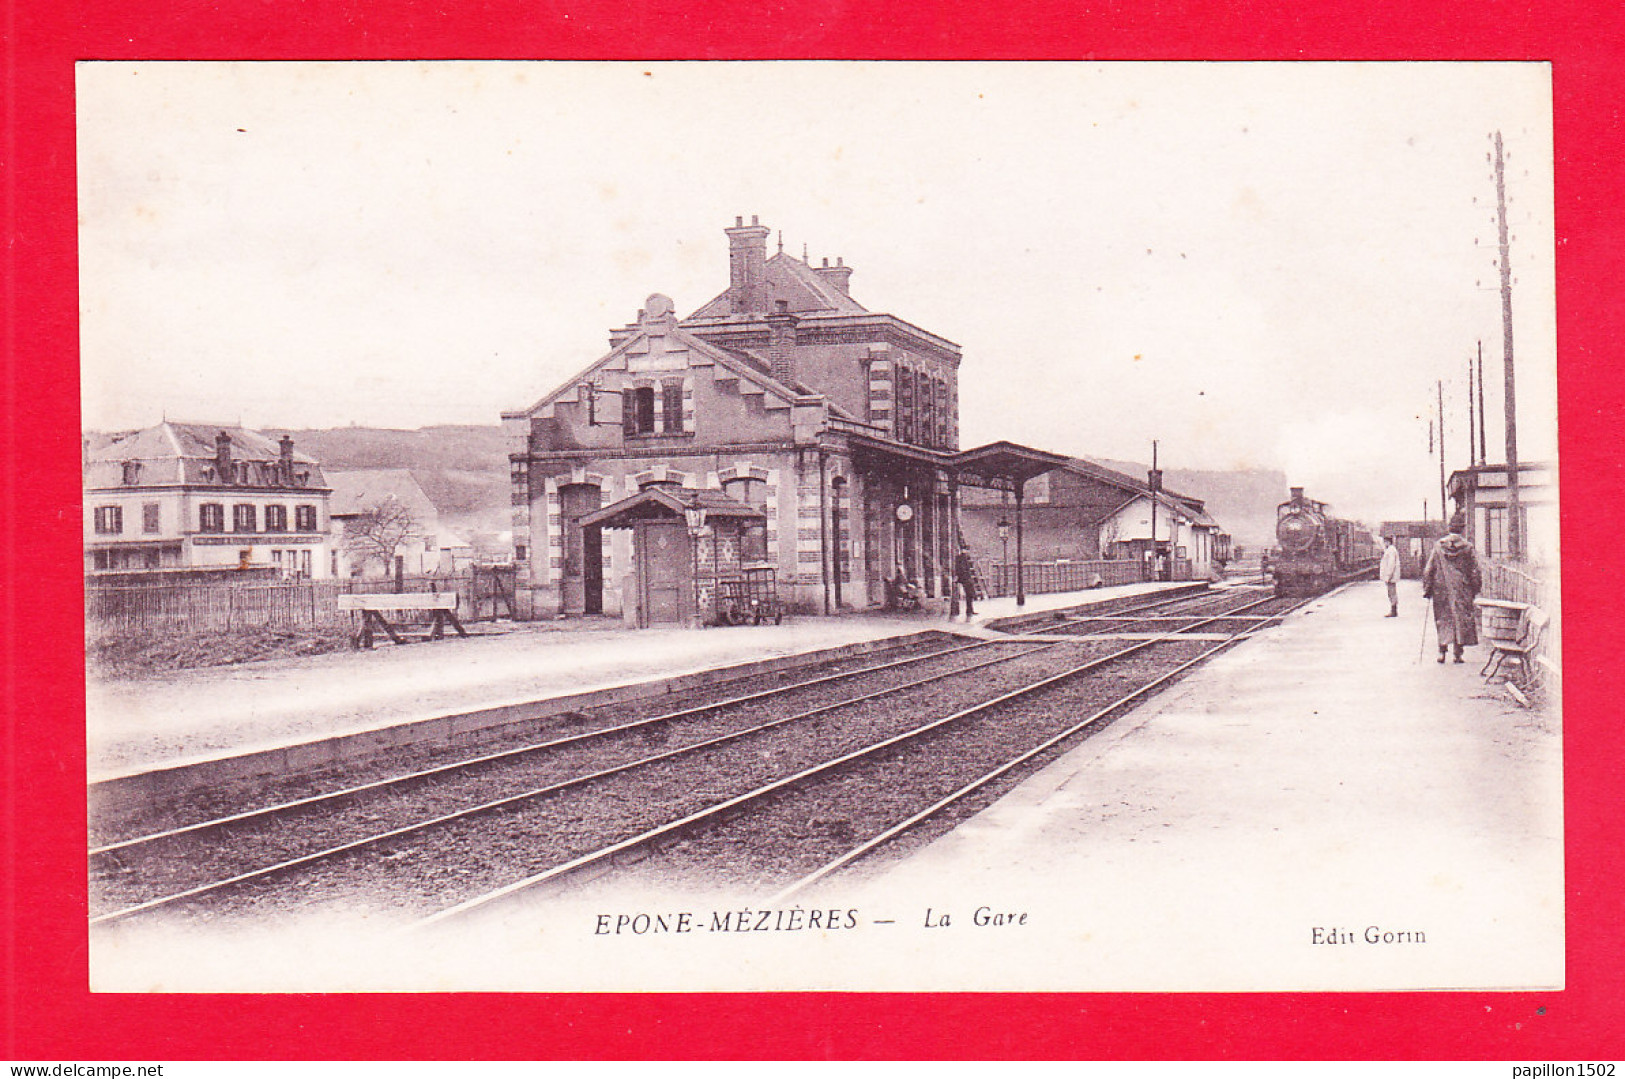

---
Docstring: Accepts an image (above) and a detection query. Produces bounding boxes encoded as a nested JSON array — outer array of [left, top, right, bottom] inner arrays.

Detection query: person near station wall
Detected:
[[1421, 512, 1483, 664], [953, 548, 977, 618], [1379, 536, 1401, 618]]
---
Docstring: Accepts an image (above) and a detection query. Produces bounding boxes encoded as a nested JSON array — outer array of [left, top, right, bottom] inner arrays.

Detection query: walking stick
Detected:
[[1416, 593, 1431, 664]]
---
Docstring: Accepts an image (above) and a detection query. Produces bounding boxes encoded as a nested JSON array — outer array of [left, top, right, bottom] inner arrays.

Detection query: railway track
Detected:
[[420, 590, 1304, 924], [89, 586, 1298, 930]]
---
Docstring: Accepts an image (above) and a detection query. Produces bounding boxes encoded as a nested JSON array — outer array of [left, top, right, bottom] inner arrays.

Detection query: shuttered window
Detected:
[[661, 381, 684, 433], [623, 386, 658, 435]]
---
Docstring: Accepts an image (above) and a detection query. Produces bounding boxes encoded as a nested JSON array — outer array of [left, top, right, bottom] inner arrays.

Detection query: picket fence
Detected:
[[86, 570, 514, 635]]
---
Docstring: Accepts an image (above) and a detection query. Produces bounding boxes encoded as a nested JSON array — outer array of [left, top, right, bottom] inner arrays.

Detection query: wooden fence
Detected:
[[1480, 558, 1559, 673], [1480, 558, 1549, 610], [980, 558, 1163, 598], [86, 566, 517, 635]]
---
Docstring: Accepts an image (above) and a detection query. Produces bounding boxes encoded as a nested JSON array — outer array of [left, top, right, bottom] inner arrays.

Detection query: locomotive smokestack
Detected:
[[1290, 486, 1305, 502]]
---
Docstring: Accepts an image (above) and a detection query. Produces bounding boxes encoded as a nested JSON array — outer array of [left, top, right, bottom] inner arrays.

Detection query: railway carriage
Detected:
[[1271, 487, 1381, 596]]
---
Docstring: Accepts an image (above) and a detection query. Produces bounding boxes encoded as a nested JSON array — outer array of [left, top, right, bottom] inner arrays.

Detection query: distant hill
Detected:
[[1088, 457, 1287, 551], [287, 425, 512, 546], [269, 427, 1289, 555]]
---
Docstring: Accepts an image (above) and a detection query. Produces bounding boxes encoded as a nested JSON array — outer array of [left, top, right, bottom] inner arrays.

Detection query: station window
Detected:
[[199, 503, 225, 533], [896, 366, 914, 443], [265, 504, 288, 532], [142, 503, 161, 533], [233, 504, 258, 533], [723, 478, 769, 562], [295, 504, 317, 531], [623, 386, 658, 436], [92, 505, 123, 535], [661, 381, 684, 433]]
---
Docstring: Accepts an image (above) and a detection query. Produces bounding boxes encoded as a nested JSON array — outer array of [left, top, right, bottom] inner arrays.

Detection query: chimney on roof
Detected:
[[279, 434, 295, 485], [814, 254, 854, 296], [765, 300, 800, 384], [726, 215, 771, 315], [215, 431, 234, 484]]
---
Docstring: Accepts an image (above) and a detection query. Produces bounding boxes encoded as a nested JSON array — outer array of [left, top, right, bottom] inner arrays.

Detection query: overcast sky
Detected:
[[77, 61, 1555, 525]]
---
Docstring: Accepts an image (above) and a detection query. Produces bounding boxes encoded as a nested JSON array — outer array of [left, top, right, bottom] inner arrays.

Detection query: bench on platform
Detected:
[[1475, 598, 1549, 690], [338, 592, 467, 648]]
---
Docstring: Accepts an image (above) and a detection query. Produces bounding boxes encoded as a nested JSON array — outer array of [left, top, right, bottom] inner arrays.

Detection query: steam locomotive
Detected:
[[1272, 487, 1381, 596]]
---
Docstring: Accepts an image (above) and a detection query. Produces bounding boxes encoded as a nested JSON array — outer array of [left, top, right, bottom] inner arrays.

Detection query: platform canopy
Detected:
[[949, 440, 1072, 492], [577, 486, 764, 530]]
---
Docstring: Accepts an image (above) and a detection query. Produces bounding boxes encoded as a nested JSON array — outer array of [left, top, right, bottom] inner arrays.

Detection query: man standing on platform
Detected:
[[1422, 512, 1483, 664], [1380, 536, 1401, 617], [953, 548, 978, 619]]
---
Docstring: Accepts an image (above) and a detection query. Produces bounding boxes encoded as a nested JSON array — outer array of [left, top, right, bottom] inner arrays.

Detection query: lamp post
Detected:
[[684, 506, 705, 626], [997, 517, 1011, 597]]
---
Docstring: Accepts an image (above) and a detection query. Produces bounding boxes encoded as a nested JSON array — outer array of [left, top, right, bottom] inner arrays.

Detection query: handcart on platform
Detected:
[[715, 567, 786, 625]]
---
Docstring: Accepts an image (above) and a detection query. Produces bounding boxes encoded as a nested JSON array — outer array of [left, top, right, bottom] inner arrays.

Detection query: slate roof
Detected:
[[578, 486, 765, 529], [326, 469, 440, 528], [1069, 457, 1210, 517], [686, 252, 870, 320], [83, 421, 325, 489]]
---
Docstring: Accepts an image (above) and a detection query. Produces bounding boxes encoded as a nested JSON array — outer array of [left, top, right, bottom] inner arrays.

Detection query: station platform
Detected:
[[850, 577, 1564, 992], [85, 577, 1199, 781], [87, 577, 1563, 994]]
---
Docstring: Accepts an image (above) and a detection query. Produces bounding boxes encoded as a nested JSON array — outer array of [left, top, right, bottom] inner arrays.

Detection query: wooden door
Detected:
[[559, 484, 602, 614], [637, 520, 689, 625]]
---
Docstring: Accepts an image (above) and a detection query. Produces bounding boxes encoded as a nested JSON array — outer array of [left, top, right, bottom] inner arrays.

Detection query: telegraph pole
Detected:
[[1476, 340, 1488, 466], [1148, 439, 1160, 581], [1493, 131, 1522, 559], [1466, 355, 1476, 469], [1437, 380, 1447, 524]]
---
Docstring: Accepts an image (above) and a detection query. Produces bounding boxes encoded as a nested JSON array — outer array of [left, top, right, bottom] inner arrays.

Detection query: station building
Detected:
[[83, 421, 335, 578], [506, 217, 1058, 624], [503, 216, 1210, 625], [1447, 462, 1558, 566]]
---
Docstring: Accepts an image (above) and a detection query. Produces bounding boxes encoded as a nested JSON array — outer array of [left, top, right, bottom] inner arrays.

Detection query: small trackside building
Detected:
[[959, 457, 1225, 581]]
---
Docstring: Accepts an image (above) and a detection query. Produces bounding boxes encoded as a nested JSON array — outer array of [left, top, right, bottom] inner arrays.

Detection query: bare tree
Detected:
[[342, 496, 419, 578]]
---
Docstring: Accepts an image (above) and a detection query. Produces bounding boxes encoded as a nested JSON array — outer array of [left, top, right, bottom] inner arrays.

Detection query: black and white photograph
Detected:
[[79, 60, 1560, 992]]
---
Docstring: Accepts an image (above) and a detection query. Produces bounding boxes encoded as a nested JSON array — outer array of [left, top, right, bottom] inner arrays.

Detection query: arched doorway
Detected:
[[559, 483, 603, 614]]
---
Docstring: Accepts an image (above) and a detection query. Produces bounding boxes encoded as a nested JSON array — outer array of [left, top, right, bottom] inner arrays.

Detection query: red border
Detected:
[[7, 0, 1623, 1060]]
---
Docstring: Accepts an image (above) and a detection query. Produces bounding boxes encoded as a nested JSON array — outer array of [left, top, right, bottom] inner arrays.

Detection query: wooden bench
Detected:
[[1475, 599, 1549, 690], [338, 592, 467, 648]]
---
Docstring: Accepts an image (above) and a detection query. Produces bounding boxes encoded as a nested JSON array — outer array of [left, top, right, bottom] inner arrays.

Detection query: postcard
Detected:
[[76, 61, 1562, 999]]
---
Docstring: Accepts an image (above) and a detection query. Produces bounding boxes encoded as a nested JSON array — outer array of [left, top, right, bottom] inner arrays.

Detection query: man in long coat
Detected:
[[1421, 513, 1483, 663], [953, 549, 978, 618]]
